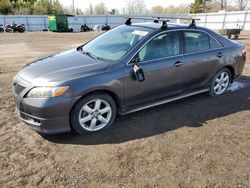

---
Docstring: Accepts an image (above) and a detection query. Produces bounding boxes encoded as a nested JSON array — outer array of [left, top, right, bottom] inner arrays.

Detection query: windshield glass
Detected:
[[80, 25, 153, 61]]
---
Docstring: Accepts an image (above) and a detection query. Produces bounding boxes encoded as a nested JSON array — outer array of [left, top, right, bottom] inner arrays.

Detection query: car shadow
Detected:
[[43, 76, 250, 145], [235, 37, 249, 41]]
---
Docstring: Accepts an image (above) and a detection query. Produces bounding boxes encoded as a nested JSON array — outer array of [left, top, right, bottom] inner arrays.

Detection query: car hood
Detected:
[[18, 49, 111, 86]]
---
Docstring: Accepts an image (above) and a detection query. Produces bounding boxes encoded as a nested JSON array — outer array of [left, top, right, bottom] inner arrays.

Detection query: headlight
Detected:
[[26, 86, 69, 98]]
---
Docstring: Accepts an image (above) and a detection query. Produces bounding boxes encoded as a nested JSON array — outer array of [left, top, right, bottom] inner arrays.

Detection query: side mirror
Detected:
[[132, 57, 145, 82]]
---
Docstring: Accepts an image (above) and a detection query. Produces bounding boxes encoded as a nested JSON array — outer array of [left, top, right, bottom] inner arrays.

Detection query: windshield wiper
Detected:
[[82, 51, 99, 60]]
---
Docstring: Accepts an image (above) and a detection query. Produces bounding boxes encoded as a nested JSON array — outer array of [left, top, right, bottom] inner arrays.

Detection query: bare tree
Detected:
[[213, 0, 229, 10], [151, 5, 164, 14], [125, 0, 146, 15], [89, 3, 93, 15], [84, 3, 93, 15], [236, 0, 250, 10], [94, 2, 107, 15], [75, 8, 83, 15], [109, 8, 119, 15]]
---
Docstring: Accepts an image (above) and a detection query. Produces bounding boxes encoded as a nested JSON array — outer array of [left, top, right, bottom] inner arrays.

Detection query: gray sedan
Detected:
[[13, 18, 246, 134]]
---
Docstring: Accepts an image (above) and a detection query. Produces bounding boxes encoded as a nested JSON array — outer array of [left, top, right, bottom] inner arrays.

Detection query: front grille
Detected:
[[13, 83, 25, 95]]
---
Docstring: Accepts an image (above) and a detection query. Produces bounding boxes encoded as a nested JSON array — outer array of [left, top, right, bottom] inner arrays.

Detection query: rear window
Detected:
[[209, 36, 223, 49], [183, 31, 223, 54], [184, 31, 210, 53]]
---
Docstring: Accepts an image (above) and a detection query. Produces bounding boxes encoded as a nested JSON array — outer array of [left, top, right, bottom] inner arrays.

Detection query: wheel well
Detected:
[[69, 89, 121, 131], [84, 90, 121, 108], [224, 65, 235, 83], [70, 89, 121, 115]]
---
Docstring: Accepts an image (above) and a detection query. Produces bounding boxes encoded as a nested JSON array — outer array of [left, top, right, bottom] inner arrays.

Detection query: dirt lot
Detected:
[[0, 30, 250, 188]]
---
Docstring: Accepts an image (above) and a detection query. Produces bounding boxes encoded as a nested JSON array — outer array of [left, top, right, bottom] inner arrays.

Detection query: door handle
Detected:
[[216, 52, 224, 58], [174, 61, 183, 67]]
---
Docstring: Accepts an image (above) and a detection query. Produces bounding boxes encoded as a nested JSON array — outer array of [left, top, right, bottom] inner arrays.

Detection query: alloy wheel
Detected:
[[78, 99, 112, 132], [213, 71, 230, 95]]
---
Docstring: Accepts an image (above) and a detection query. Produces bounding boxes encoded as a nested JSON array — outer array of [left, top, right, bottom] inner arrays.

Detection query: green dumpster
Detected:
[[48, 15, 73, 32]]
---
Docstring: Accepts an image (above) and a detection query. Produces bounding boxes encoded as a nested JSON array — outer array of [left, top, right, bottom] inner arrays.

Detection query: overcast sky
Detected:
[[58, 0, 194, 10]]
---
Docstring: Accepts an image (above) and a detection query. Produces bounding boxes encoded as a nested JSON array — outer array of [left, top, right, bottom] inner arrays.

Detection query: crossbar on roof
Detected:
[[125, 16, 200, 29]]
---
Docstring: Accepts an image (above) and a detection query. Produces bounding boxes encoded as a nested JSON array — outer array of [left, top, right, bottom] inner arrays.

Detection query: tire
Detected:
[[209, 68, 232, 97], [0, 28, 4, 33], [227, 34, 231, 39], [19, 27, 25, 33], [70, 93, 117, 134], [5, 28, 13, 33]]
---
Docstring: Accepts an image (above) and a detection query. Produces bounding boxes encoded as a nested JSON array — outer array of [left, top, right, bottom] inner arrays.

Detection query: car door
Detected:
[[123, 31, 185, 107], [181, 30, 224, 93]]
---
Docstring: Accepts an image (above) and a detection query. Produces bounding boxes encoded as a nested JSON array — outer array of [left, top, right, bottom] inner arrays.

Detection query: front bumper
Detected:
[[14, 95, 79, 134], [13, 76, 79, 134], [17, 109, 71, 134]]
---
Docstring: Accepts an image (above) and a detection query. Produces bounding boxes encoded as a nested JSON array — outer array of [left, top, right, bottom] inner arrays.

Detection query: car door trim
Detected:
[[122, 88, 209, 115]]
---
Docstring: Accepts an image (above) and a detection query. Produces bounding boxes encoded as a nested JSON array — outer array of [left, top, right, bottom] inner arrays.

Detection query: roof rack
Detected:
[[125, 16, 200, 29], [125, 17, 169, 29], [152, 16, 200, 28]]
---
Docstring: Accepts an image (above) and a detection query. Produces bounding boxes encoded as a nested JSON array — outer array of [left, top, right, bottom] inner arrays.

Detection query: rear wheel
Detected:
[[19, 27, 25, 33], [70, 93, 117, 134], [234, 35, 239, 39], [209, 68, 231, 96]]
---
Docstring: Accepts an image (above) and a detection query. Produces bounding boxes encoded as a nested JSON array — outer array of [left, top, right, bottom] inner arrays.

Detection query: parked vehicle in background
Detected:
[[4, 24, 13, 32], [93, 25, 102, 31], [80, 24, 93, 32], [12, 17, 246, 135], [5, 22, 26, 33], [219, 28, 241, 39], [101, 24, 111, 31], [0, 25, 4, 32], [16, 24, 26, 33]]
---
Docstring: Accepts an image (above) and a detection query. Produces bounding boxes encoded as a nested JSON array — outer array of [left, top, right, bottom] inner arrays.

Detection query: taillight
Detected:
[[240, 49, 246, 56]]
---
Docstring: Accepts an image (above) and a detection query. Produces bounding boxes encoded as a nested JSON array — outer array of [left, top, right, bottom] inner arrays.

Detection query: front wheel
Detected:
[[209, 68, 231, 96], [70, 93, 117, 134]]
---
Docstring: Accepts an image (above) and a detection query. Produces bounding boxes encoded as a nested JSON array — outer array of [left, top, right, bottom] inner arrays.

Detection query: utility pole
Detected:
[[72, 0, 75, 15]]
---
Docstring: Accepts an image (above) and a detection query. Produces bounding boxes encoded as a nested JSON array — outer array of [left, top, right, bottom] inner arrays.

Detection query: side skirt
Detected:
[[121, 88, 210, 115]]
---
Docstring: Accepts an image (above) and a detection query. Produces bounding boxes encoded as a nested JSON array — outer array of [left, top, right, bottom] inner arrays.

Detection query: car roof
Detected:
[[132, 22, 197, 30]]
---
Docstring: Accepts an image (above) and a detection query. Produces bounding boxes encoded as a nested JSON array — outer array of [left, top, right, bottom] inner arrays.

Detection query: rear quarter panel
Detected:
[[230, 43, 246, 78], [204, 28, 246, 79]]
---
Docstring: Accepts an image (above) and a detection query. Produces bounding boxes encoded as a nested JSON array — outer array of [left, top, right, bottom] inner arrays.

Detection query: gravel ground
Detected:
[[0, 31, 250, 188]]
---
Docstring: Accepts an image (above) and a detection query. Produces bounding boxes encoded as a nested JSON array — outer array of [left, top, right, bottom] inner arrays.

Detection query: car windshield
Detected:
[[80, 25, 153, 61]]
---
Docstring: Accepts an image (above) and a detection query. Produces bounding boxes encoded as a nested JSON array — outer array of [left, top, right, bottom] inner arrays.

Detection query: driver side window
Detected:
[[139, 31, 180, 62]]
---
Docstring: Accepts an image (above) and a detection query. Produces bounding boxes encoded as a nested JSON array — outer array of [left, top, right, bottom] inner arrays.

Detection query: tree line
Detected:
[[190, 0, 250, 13], [0, 0, 249, 15], [0, 0, 66, 15]]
